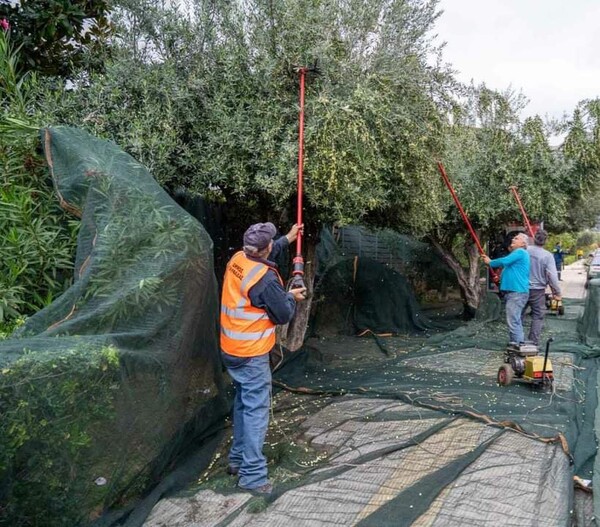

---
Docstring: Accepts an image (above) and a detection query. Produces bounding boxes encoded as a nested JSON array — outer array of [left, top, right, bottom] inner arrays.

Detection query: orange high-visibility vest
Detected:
[[220, 251, 283, 357]]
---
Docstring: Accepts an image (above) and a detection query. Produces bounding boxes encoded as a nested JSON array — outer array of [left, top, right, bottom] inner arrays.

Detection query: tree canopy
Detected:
[[51, 0, 452, 235], [0, 0, 112, 76], [4, 0, 600, 318]]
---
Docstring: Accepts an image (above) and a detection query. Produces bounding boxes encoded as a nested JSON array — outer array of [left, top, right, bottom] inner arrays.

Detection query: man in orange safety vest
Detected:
[[221, 222, 306, 495]]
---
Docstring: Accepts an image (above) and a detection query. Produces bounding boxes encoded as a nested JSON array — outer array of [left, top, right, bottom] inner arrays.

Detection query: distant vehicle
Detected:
[[585, 254, 600, 286]]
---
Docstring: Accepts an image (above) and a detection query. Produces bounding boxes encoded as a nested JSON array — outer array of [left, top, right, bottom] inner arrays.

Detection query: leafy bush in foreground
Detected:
[[0, 346, 120, 526], [1, 30, 78, 323]]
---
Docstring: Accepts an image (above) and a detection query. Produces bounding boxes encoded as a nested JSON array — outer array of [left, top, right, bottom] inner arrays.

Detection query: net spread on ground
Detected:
[[1, 127, 599, 527]]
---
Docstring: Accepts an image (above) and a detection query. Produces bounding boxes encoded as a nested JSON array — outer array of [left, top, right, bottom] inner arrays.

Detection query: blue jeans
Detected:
[[221, 351, 271, 489], [504, 292, 529, 343], [522, 288, 546, 345]]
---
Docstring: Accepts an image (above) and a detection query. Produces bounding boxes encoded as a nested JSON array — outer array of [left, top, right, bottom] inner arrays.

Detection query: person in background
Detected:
[[482, 233, 530, 344], [553, 242, 564, 280], [525, 230, 561, 345], [220, 222, 306, 495]]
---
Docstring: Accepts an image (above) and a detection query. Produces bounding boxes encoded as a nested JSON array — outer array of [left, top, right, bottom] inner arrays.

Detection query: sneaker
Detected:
[[226, 465, 239, 476], [237, 482, 273, 495]]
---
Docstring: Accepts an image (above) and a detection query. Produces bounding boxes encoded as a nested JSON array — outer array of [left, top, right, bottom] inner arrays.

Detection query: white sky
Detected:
[[434, 0, 600, 122]]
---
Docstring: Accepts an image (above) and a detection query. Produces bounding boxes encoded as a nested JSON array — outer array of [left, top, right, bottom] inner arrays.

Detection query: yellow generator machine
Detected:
[[497, 338, 554, 388], [545, 293, 564, 316]]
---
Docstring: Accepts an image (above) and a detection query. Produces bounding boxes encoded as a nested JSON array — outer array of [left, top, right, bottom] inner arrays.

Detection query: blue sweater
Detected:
[[490, 248, 530, 293], [247, 237, 297, 324]]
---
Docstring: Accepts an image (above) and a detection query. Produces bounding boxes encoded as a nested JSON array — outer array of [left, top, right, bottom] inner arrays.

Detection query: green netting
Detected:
[[311, 227, 457, 337], [0, 127, 228, 527], [4, 127, 600, 527], [579, 278, 600, 346], [177, 263, 599, 526], [283, 297, 593, 450]]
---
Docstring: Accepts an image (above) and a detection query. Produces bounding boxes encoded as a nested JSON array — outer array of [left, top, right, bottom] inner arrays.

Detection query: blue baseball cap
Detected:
[[243, 222, 277, 252]]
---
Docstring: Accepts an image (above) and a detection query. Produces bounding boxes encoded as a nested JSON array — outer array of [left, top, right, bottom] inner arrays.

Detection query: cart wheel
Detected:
[[558, 305, 565, 316], [497, 364, 514, 386]]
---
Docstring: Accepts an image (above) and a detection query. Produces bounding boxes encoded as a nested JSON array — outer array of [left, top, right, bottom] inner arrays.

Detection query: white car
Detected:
[[586, 255, 600, 286]]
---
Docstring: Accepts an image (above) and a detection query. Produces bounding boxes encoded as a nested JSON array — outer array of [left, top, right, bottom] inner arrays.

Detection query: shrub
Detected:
[[0, 30, 78, 323], [576, 230, 600, 249], [0, 345, 121, 526]]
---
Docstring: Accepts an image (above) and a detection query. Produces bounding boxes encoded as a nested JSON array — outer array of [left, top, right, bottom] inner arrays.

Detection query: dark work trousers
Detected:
[[522, 288, 546, 345]]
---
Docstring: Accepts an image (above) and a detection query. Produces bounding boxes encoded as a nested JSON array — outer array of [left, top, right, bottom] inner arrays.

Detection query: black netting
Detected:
[[312, 256, 434, 335], [311, 226, 455, 337], [579, 278, 600, 346]]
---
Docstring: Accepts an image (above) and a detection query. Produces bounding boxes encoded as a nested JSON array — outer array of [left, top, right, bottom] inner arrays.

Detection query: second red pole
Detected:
[[291, 68, 306, 288]]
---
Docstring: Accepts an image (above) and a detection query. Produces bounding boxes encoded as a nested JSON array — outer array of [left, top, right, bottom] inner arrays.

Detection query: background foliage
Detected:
[[0, 0, 112, 76], [0, 30, 78, 324], [3, 0, 600, 318]]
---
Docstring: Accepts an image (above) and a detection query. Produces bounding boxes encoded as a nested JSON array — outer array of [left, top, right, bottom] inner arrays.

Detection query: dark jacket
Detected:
[[247, 237, 296, 324], [553, 245, 564, 266]]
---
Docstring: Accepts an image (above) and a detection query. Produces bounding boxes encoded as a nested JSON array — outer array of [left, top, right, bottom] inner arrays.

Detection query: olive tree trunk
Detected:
[[276, 241, 317, 351], [429, 236, 484, 319]]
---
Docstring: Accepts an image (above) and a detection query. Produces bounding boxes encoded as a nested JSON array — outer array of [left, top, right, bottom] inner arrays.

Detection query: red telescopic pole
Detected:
[[290, 68, 306, 288], [296, 69, 305, 259], [436, 162, 500, 282], [509, 186, 534, 238]]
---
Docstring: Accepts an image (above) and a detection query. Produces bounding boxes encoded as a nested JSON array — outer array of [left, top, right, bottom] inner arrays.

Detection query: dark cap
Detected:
[[534, 229, 548, 246], [243, 222, 277, 252]]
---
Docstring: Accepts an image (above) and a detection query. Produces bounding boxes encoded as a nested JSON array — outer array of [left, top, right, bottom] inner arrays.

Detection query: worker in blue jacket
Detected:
[[482, 233, 530, 344], [553, 242, 564, 280]]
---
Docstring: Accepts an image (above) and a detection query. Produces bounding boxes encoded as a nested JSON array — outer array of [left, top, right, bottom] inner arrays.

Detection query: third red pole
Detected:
[[296, 68, 305, 258]]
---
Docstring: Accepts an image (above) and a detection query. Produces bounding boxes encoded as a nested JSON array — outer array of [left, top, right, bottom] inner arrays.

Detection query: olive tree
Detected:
[[51, 0, 452, 345], [561, 99, 600, 231], [421, 87, 597, 316], [48, 1, 600, 325]]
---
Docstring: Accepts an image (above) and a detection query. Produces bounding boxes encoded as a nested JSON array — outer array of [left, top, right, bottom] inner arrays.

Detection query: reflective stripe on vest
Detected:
[[221, 305, 270, 321], [237, 263, 268, 308], [220, 251, 282, 357], [221, 326, 276, 340]]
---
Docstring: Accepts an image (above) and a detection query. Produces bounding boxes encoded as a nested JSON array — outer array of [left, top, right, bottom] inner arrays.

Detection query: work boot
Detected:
[[226, 465, 239, 476], [237, 482, 273, 495]]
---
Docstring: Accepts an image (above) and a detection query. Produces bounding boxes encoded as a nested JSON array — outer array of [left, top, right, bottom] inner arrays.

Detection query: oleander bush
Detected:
[[0, 30, 78, 324]]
